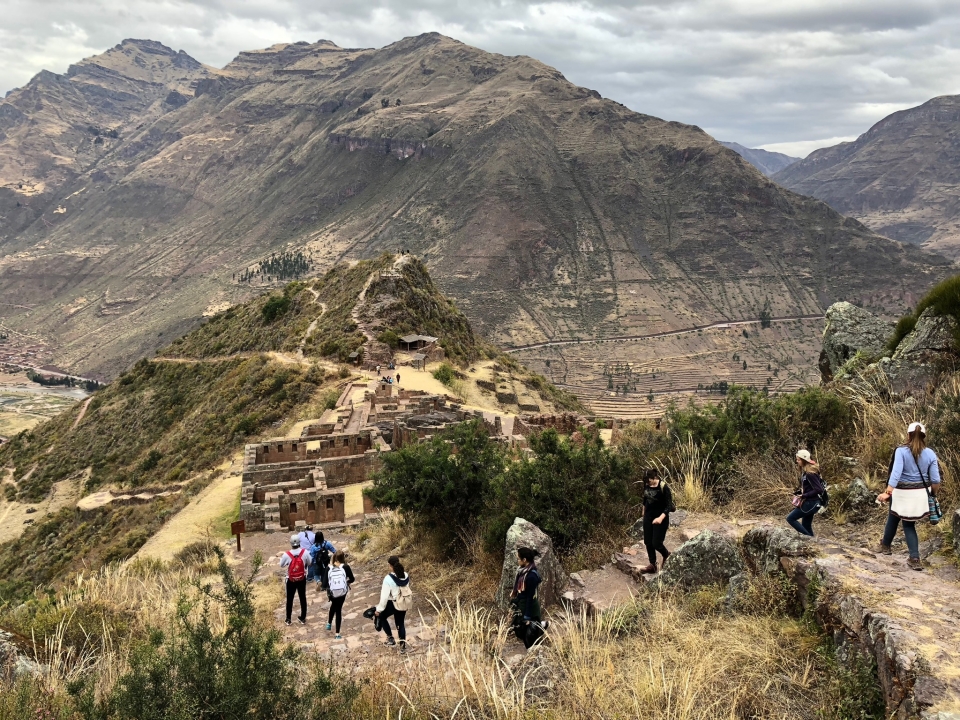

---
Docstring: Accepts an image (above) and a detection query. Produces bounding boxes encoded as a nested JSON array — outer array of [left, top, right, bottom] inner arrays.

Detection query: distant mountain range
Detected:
[[719, 142, 799, 177], [773, 95, 960, 258], [0, 35, 951, 378]]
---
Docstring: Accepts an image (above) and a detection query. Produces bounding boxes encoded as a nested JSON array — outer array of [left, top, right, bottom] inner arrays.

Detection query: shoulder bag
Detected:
[[913, 454, 943, 525]]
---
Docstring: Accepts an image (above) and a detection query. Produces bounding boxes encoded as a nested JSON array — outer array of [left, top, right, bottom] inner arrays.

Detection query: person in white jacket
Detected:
[[375, 555, 411, 652]]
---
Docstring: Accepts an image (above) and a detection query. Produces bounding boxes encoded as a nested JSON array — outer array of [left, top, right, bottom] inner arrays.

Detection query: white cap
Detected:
[[290, 534, 300, 548], [796, 449, 817, 465], [907, 422, 926, 435]]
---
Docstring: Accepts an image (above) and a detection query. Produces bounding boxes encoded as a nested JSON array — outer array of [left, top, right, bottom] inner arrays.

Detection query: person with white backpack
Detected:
[[325, 551, 355, 640], [375, 555, 412, 653]]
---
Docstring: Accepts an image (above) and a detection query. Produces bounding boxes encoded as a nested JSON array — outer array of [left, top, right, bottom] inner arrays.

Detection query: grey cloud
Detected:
[[1, 0, 959, 155]]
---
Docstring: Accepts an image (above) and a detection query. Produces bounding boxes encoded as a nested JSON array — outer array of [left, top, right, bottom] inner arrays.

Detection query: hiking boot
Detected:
[[639, 564, 657, 574], [399, 641, 407, 654], [907, 557, 924, 571], [384, 637, 396, 647], [874, 543, 893, 556], [335, 634, 342, 640], [325, 623, 332, 631]]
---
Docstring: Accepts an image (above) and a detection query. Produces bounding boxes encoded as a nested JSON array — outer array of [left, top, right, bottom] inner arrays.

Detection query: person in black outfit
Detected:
[[640, 468, 673, 574], [509, 546, 547, 649]]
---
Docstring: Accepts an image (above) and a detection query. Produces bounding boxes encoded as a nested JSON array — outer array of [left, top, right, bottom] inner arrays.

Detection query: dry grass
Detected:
[[350, 592, 826, 720], [652, 433, 714, 513]]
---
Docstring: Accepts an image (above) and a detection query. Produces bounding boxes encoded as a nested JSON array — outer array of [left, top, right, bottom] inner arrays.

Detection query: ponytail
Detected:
[[908, 429, 927, 461], [517, 546, 540, 564], [388, 555, 406, 579]]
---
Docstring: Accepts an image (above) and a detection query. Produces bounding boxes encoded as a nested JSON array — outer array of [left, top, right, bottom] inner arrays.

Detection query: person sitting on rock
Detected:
[[876, 422, 941, 571], [639, 468, 673, 573], [787, 449, 824, 537]]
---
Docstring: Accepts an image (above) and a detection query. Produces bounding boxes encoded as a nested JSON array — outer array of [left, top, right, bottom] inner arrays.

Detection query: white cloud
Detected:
[[1, 0, 959, 153]]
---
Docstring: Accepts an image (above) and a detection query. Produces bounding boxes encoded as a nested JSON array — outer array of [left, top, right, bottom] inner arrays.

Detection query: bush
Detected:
[[888, 273, 960, 353], [366, 420, 505, 551], [486, 428, 635, 551], [72, 549, 357, 719], [432, 362, 456, 386], [261, 294, 291, 322], [377, 329, 400, 349]]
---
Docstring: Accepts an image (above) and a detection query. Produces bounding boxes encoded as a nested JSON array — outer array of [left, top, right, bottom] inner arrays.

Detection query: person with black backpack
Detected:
[[325, 550, 355, 640], [786, 449, 825, 537], [311, 532, 336, 591], [875, 422, 942, 571], [639, 468, 674, 574], [280, 534, 312, 625]]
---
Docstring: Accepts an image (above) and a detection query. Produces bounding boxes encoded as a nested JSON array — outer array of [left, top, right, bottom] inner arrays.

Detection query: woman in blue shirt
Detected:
[[876, 422, 941, 571]]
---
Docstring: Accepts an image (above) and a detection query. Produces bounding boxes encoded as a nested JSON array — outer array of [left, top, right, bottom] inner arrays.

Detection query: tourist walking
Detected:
[[375, 555, 412, 653], [280, 534, 311, 625], [312, 532, 336, 590], [325, 551, 355, 639], [876, 422, 941, 571], [640, 468, 673, 573], [396, 372, 400, 384], [786, 449, 824, 537], [509, 546, 548, 648], [299, 525, 316, 581]]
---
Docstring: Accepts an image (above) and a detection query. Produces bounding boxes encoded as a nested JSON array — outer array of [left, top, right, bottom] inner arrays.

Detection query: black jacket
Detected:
[[642, 482, 674, 522]]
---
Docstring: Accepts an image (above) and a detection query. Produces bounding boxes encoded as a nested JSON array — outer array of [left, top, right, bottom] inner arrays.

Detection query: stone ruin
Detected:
[[241, 382, 500, 532]]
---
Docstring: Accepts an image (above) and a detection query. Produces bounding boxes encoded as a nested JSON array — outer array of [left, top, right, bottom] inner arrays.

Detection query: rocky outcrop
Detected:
[[495, 518, 568, 610], [657, 529, 744, 589], [819, 301, 894, 381], [741, 525, 816, 574], [743, 524, 960, 718], [873, 309, 959, 394], [846, 478, 881, 522]]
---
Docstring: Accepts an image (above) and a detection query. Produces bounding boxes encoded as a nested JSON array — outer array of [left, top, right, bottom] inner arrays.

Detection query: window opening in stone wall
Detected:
[[326, 498, 334, 509], [308, 500, 316, 511], [290, 502, 298, 514]]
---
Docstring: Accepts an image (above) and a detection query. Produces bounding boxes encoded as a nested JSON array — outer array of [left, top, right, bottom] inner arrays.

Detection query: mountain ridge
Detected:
[[0, 33, 953, 380], [773, 94, 960, 256], [719, 141, 799, 176]]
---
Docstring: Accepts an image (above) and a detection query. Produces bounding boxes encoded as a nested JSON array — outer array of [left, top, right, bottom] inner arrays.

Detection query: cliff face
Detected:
[[773, 95, 960, 256], [0, 33, 953, 378]]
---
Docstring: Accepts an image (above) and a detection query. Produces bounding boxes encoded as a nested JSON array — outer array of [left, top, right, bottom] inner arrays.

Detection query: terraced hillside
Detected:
[[0, 34, 952, 379]]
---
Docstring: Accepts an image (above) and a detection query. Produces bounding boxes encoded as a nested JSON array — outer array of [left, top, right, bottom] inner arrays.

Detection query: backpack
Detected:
[[392, 580, 413, 612], [313, 543, 331, 567], [328, 566, 349, 599], [286, 549, 306, 582]]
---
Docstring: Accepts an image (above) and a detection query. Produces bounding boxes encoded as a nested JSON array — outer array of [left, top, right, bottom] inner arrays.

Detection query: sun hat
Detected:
[[907, 421, 926, 435]]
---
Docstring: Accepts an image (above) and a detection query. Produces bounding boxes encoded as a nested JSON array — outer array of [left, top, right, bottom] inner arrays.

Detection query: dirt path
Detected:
[[505, 314, 825, 352], [70, 397, 92, 430], [134, 458, 243, 563]]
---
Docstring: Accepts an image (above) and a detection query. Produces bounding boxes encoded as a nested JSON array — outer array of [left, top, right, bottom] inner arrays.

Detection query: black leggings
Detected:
[[285, 579, 307, 622], [644, 517, 670, 565], [379, 600, 406, 641], [328, 595, 346, 633]]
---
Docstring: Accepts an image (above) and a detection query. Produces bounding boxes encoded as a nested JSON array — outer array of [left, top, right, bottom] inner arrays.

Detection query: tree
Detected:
[[759, 299, 772, 328], [487, 428, 634, 551], [366, 420, 505, 550]]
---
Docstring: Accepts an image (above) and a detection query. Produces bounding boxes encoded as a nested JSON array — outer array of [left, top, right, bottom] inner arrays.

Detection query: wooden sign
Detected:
[[231, 520, 246, 551]]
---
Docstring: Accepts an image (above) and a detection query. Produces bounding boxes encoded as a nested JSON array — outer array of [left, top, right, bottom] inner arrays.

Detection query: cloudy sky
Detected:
[[2, 0, 959, 157]]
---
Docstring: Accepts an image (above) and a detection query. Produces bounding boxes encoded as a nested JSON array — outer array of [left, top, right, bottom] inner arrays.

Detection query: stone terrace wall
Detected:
[[318, 453, 381, 488]]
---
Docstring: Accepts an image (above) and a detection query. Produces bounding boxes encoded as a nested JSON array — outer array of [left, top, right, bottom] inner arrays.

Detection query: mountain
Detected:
[[773, 95, 960, 256], [0, 34, 953, 379], [719, 142, 799, 176]]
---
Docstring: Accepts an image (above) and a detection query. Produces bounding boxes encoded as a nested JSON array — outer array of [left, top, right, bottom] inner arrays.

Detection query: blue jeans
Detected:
[[787, 498, 819, 536], [882, 512, 919, 559]]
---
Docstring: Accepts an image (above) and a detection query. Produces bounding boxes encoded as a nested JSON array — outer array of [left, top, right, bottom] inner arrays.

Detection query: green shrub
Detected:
[[887, 273, 960, 353], [70, 549, 357, 719], [260, 293, 291, 322], [367, 420, 504, 551], [887, 314, 917, 353], [377, 329, 400, 349], [432, 362, 456, 386], [486, 428, 635, 551]]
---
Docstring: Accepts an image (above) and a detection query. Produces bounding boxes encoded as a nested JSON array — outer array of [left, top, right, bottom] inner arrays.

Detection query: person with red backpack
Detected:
[[280, 534, 312, 625]]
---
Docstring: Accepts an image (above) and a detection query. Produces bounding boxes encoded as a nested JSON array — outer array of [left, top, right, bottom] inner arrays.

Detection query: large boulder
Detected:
[[495, 518, 568, 610], [741, 525, 816, 575], [657, 529, 744, 589], [846, 478, 880, 523], [880, 308, 959, 394], [819, 302, 893, 381]]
